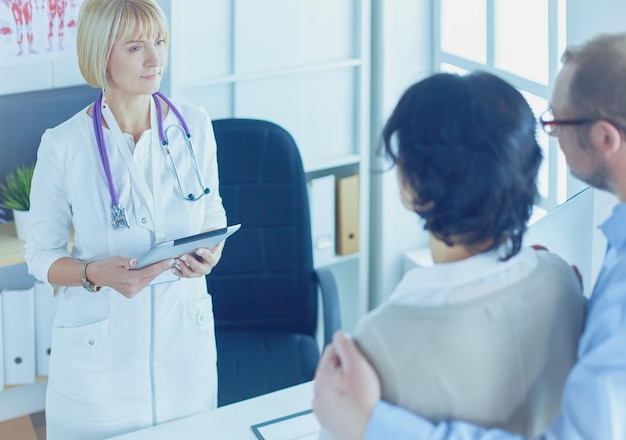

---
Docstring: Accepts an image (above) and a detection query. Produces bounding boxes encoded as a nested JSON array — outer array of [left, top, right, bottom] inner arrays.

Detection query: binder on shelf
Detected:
[[34, 281, 58, 377], [2, 286, 36, 385], [336, 174, 360, 255], [308, 174, 336, 267]]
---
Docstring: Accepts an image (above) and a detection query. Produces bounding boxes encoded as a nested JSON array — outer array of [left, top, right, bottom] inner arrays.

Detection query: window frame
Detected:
[[432, 0, 568, 211]]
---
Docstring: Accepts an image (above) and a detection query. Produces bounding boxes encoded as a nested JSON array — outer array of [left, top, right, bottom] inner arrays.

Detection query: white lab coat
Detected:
[[24, 97, 226, 440]]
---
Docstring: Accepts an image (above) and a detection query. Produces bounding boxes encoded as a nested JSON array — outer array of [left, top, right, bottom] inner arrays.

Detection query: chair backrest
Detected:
[[208, 118, 317, 337]]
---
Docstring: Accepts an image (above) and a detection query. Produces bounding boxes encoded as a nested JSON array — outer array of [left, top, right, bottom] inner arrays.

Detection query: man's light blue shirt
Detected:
[[365, 203, 626, 440]]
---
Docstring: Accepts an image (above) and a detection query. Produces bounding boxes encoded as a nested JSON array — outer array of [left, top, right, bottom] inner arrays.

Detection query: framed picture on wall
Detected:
[[0, 0, 86, 93]]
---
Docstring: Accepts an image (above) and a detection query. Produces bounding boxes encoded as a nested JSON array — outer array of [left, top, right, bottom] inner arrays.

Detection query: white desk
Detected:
[[107, 382, 315, 439]]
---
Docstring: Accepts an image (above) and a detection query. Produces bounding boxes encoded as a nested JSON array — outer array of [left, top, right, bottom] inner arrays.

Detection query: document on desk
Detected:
[[251, 409, 320, 440]]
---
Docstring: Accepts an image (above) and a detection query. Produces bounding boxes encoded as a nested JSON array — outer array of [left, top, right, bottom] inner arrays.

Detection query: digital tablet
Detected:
[[135, 224, 241, 269]]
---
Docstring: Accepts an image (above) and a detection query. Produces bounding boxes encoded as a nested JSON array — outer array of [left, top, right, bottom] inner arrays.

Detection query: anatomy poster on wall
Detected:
[[0, 0, 83, 66]]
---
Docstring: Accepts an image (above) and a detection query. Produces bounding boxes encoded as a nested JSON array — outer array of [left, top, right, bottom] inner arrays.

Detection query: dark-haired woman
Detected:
[[318, 72, 585, 439]]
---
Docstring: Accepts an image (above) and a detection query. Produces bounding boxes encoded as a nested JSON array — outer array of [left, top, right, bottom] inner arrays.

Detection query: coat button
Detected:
[[141, 217, 147, 224], [197, 314, 206, 324], [88, 338, 95, 346]]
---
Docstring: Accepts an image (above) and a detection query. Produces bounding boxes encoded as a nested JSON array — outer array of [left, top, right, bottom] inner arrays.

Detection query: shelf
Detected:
[[0, 380, 46, 423], [315, 252, 360, 269], [304, 154, 361, 175], [4, 376, 47, 391], [179, 59, 363, 89], [0, 222, 25, 268]]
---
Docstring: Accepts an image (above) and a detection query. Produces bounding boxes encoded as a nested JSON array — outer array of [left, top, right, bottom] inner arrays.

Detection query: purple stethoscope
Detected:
[[92, 91, 210, 229]]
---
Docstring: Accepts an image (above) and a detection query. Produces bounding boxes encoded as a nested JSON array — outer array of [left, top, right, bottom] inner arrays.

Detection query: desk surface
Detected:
[[0, 221, 74, 269], [107, 382, 315, 440]]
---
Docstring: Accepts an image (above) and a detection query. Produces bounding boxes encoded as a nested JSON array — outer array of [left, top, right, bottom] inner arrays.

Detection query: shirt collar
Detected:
[[599, 202, 626, 251], [393, 246, 536, 292]]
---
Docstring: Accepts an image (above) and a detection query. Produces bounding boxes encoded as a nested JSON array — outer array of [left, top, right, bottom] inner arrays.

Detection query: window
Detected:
[[434, 0, 567, 211]]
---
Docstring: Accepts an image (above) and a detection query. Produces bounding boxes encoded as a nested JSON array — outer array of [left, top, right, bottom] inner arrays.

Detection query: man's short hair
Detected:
[[562, 33, 626, 135]]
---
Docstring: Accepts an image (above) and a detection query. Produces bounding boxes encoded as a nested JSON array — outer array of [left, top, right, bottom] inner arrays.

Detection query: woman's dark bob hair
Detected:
[[382, 71, 542, 259]]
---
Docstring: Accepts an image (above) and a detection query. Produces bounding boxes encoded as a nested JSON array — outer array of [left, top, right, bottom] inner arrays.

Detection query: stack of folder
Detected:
[[0, 282, 58, 389], [308, 173, 360, 268], [335, 174, 359, 256]]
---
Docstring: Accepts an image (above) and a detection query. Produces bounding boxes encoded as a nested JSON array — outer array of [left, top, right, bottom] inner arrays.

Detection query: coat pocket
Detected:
[[48, 318, 114, 401]]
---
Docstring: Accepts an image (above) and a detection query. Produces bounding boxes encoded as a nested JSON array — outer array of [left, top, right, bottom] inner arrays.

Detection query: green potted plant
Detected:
[[0, 163, 35, 241]]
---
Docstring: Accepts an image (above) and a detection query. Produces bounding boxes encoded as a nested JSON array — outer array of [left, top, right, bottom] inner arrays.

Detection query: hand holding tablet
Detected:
[[135, 224, 241, 269]]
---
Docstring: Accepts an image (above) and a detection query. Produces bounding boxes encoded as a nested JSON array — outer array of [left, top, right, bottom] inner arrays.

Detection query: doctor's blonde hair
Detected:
[[77, 0, 169, 89]]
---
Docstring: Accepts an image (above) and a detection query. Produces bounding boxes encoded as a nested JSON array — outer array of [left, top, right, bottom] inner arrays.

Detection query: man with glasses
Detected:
[[313, 32, 626, 440]]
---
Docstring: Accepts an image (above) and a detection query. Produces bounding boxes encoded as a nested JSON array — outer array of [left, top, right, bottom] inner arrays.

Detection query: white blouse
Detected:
[[391, 246, 538, 306]]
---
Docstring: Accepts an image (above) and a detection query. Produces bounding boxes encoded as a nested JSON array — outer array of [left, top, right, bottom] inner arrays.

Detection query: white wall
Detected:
[[566, 0, 626, 45], [369, 0, 432, 307]]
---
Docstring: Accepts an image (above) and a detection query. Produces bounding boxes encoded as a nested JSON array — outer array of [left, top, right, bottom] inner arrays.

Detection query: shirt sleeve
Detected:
[[24, 128, 73, 284], [545, 316, 626, 440], [365, 401, 525, 439], [364, 401, 436, 439]]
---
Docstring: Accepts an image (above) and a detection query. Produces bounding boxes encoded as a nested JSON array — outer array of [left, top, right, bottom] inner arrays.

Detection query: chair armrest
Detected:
[[314, 268, 342, 347]]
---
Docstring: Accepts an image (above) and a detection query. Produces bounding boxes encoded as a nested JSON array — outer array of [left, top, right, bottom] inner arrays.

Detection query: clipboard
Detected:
[[135, 224, 241, 269], [250, 409, 319, 440]]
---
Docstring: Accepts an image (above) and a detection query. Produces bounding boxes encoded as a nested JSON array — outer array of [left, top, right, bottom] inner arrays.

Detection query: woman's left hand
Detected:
[[171, 242, 223, 278]]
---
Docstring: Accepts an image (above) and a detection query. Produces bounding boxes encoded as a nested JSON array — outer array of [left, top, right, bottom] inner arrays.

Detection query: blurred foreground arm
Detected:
[[313, 330, 380, 440]]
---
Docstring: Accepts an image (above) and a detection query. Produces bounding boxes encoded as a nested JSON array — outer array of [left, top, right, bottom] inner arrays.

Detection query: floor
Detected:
[[0, 411, 46, 440], [31, 411, 46, 440]]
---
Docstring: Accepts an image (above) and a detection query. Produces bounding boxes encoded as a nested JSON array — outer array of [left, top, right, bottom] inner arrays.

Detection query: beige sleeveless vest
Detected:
[[352, 251, 585, 437]]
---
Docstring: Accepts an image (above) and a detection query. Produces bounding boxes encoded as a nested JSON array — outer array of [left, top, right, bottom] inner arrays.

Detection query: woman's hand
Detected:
[[313, 330, 381, 440], [87, 256, 173, 298], [170, 242, 223, 278]]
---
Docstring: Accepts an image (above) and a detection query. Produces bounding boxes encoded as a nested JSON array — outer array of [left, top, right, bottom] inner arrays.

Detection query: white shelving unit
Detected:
[[164, 0, 371, 332], [0, 223, 46, 423]]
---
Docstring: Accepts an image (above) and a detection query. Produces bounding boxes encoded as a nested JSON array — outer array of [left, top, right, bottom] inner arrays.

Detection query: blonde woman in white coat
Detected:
[[24, 1, 226, 438]]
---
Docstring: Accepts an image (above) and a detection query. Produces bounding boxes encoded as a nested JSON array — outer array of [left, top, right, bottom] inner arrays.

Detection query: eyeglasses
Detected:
[[539, 109, 596, 136]]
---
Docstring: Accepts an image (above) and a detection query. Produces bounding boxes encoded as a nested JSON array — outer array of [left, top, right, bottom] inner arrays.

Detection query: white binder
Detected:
[[34, 282, 58, 377], [308, 175, 336, 267], [2, 287, 36, 385]]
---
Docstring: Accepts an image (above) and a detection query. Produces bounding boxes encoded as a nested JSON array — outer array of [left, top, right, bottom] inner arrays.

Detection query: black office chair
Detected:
[[208, 118, 341, 406]]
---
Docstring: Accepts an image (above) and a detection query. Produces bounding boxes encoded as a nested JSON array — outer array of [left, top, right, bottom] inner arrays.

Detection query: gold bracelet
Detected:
[[80, 261, 101, 293]]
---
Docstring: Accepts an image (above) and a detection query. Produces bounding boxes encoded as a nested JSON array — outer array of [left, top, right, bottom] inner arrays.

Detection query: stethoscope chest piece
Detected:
[[111, 204, 129, 229]]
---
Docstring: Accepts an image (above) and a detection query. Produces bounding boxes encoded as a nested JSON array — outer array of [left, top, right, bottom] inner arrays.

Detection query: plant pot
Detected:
[[12, 209, 29, 241]]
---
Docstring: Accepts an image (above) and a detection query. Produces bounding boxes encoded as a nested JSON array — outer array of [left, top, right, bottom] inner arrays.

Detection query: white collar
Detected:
[[390, 247, 539, 306]]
